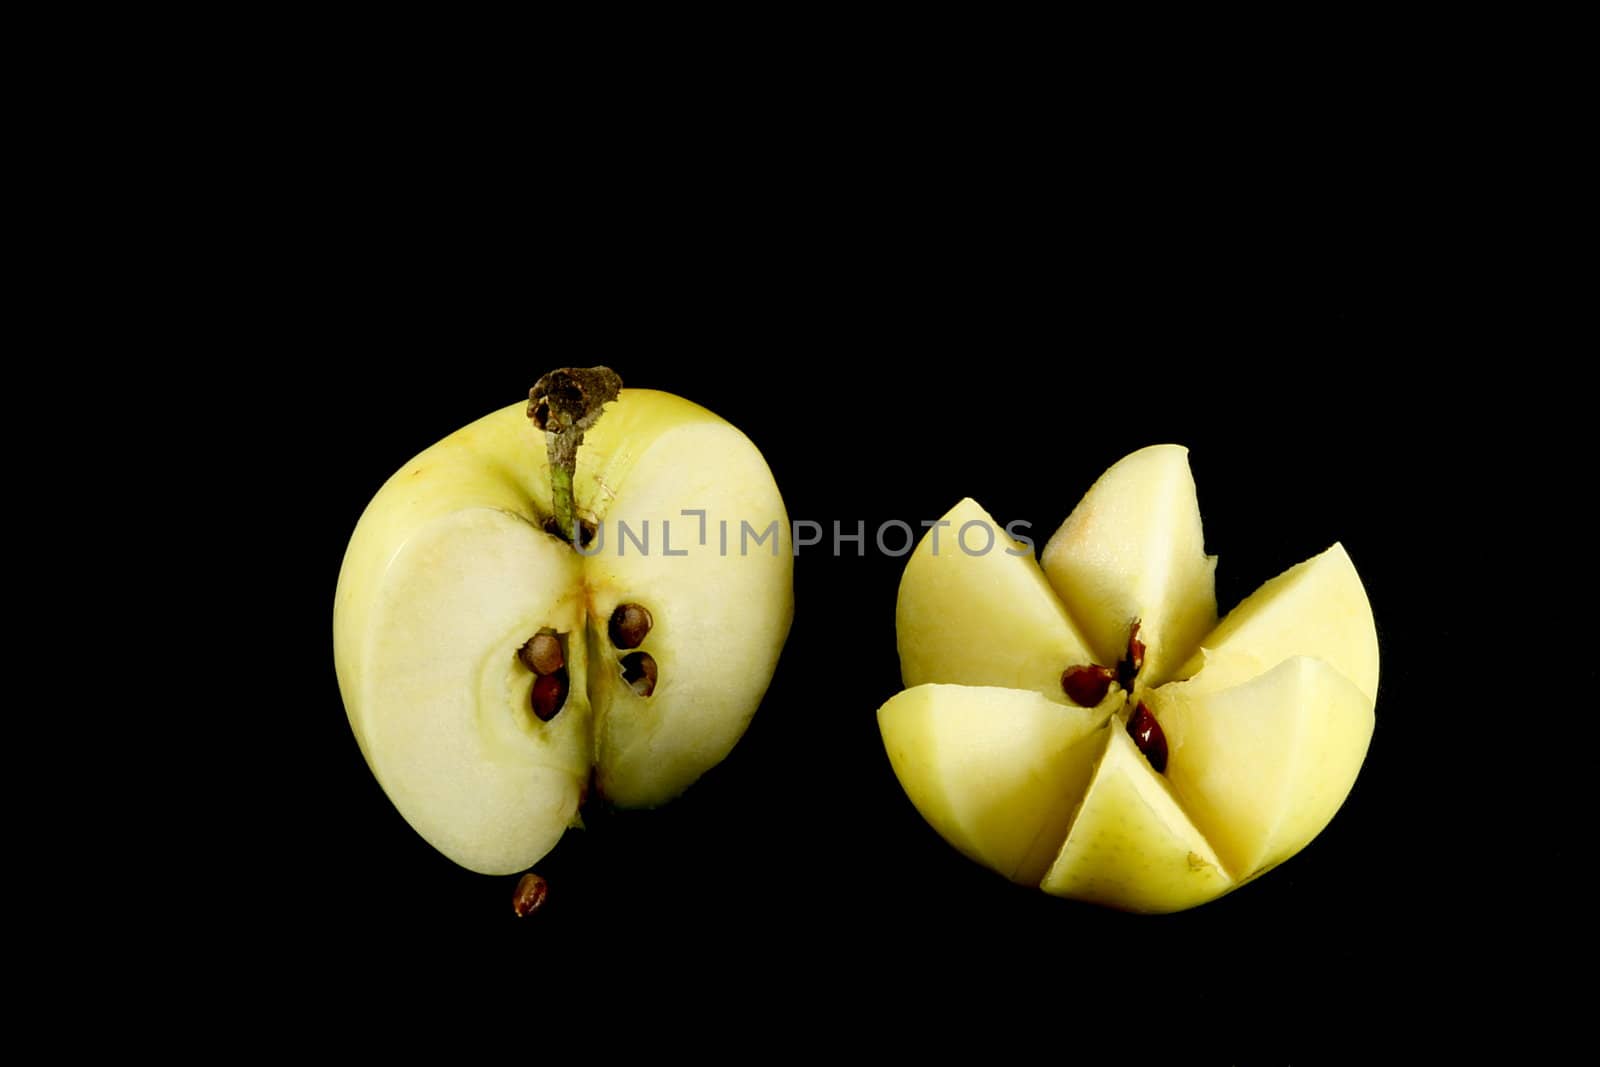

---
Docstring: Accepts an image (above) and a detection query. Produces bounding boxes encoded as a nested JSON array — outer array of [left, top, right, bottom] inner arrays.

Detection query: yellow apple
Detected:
[[879, 445, 1377, 912], [334, 378, 793, 875]]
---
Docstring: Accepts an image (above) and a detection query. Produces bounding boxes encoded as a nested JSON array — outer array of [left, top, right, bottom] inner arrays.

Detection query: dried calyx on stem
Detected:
[[528, 366, 623, 544]]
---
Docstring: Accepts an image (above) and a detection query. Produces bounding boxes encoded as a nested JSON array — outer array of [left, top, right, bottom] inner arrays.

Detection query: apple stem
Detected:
[[528, 367, 623, 543]]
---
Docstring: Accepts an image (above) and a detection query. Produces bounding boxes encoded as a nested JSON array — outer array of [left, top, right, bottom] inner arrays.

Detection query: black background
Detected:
[[207, 111, 1559, 1037], [257, 267, 1501, 1032], [61, 35, 1581, 1049]]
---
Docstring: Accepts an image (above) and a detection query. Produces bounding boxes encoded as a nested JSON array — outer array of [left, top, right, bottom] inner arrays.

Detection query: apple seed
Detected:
[[609, 603, 653, 650], [1127, 701, 1168, 774], [531, 670, 569, 721], [518, 633, 565, 675], [1117, 621, 1146, 690], [512, 872, 549, 918], [621, 651, 657, 697], [1061, 664, 1116, 707]]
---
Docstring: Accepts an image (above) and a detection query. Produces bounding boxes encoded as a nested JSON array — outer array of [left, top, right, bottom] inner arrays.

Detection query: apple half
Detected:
[[334, 386, 793, 875], [879, 445, 1376, 913]]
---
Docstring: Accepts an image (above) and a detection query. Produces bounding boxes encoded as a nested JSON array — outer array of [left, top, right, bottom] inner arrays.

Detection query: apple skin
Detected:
[[334, 389, 793, 874]]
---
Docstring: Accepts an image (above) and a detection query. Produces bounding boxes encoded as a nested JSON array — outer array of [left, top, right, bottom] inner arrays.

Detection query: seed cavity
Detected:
[[1117, 620, 1145, 689], [1061, 664, 1116, 707], [609, 603, 653, 649], [518, 633, 565, 675], [512, 872, 549, 918], [531, 670, 569, 721], [620, 651, 657, 697], [1127, 701, 1168, 773]]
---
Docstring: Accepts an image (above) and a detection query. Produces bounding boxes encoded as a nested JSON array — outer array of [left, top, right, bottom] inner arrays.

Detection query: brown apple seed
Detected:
[[518, 633, 565, 675], [1127, 701, 1168, 774], [1061, 664, 1116, 707], [1117, 620, 1145, 689], [531, 670, 569, 721], [621, 651, 657, 697], [609, 603, 653, 649], [512, 873, 549, 918]]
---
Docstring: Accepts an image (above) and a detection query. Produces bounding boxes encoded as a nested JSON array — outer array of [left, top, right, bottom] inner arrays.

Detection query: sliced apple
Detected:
[[1041, 727, 1232, 913], [357, 508, 592, 875], [878, 685, 1113, 885], [1147, 656, 1374, 878], [1174, 543, 1378, 706], [896, 497, 1098, 700], [335, 386, 793, 875], [582, 413, 793, 807], [878, 444, 1378, 912], [1040, 444, 1217, 690]]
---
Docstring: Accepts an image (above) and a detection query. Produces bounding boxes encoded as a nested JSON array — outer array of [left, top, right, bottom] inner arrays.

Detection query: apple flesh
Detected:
[[1148, 655, 1374, 878], [1040, 727, 1232, 913], [881, 445, 1377, 912], [334, 387, 793, 875], [896, 497, 1098, 701], [878, 685, 1115, 886], [1173, 542, 1379, 705], [1040, 445, 1217, 691]]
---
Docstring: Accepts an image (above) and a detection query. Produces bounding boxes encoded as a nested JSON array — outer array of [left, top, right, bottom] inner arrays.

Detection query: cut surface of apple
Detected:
[[1040, 444, 1217, 691], [1148, 655, 1375, 878], [358, 509, 592, 875], [897, 497, 1098, 701], [881, 445, 1377, 912], [1173, 542, 1379, 706], [879, 685, 1116, 886], [335, 384, 793, 875], [1040, 727, 1232, 913]]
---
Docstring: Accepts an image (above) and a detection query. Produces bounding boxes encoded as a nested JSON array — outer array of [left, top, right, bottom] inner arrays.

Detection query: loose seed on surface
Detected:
[[512, 873, 548, 918]]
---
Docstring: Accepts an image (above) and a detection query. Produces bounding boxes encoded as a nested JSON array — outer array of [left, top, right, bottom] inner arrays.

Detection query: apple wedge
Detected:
[[896, 497, 1099, 700], [358, 509, 593, 875], [1040, 444, 1217, 690], [879, 685, 1113, 886], [1040, 727, 1232, 913], [575, 403, 794, 807], [1146, 655, 1375, 878], [1173, 543, 1379, 706]]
